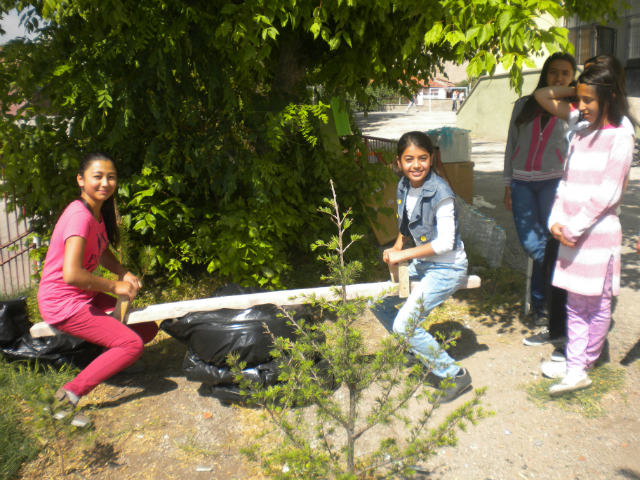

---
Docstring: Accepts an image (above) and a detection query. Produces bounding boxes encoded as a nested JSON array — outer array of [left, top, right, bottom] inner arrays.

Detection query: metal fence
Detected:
[[362, 135, 397, 164], [0, 173, 36, 296], [361, 135, 452, 185]]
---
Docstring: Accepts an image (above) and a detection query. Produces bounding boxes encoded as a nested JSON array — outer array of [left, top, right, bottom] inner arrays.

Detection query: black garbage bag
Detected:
[[210, 284, 266, 297], [197, 359, 336, 405], [182, 350, 280, 387], [0, 332, 102, 369], [0, 297, 31, 346], [161, 283, 305, 367], [161, 304, 301, 367]]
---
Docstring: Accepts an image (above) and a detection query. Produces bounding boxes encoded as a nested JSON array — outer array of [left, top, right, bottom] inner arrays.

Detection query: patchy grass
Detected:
[[0, 359, 79, 479], [522, 364, 626, 418]]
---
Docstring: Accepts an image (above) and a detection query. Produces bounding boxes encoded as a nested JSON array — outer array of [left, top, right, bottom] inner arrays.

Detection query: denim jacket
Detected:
[[396, 172, 463, 251]]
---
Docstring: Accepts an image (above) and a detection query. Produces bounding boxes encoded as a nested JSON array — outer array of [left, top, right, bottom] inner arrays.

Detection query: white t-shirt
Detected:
[[405, 188, 467, 264]]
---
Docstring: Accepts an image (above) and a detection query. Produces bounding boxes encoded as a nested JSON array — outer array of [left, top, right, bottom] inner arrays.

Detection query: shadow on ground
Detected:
[[620, 338, 640, 366], [619, 468, 640, 479], [428, 320, 489, 361], [96, 335, 185, 409]]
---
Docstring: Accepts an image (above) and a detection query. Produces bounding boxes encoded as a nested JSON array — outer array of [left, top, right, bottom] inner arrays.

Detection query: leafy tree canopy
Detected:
[[0, 0, 616, 287]]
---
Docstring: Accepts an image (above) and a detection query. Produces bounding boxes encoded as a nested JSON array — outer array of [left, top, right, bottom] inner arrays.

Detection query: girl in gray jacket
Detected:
[[504, 53, 577, 325]]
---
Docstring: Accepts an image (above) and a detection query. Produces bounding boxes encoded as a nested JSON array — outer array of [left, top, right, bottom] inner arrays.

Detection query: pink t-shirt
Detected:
[[37, 200, 109, 324]]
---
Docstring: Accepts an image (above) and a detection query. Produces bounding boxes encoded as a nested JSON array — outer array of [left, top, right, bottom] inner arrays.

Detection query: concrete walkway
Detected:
[[355, 111, 457, 141]]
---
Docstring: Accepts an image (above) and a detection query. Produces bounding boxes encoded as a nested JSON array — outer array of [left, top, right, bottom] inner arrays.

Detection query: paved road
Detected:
[[355, 111, 457, 141]]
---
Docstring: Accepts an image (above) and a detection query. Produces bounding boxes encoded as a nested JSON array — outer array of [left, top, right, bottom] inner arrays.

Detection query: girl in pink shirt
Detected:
[[38, 152, 158, 427], [534, 61, 635, 396]]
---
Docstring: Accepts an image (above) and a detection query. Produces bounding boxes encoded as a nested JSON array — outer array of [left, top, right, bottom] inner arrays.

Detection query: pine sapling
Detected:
[[229, 180, 490, 479]]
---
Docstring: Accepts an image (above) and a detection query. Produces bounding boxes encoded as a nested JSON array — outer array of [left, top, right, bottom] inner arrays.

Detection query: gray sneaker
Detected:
[[551, 345, 566, 362], [429, 368, 473, 404], [49, 388, 92, 428], [523, 328, 567, 347]]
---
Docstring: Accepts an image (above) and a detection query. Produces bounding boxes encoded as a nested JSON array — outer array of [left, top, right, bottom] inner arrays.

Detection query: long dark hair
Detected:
[[577, 64, 636, 129], [582, 54, 636, 128], [515, 52, 577, 126], [78, 152, 120, 246]]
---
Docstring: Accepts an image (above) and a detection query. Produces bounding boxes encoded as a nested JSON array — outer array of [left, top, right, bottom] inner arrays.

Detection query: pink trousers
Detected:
[[565, 258, 613, 375], [53, 293, 159, 397]]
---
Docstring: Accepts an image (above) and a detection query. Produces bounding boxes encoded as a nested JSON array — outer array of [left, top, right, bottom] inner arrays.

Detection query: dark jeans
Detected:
[[542, 236, 567, 339], [511, 178, 561, 311]]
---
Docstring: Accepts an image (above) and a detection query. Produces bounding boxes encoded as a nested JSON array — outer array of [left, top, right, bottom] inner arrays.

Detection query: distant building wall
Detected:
[[377, 99, 454, 112], [565, 0, 640, 96], [456, 71, 542, 142]]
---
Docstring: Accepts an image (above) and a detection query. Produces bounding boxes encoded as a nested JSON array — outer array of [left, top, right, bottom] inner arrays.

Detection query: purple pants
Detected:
[[565, 258, 613, 375], [55, 293, 159, 397]]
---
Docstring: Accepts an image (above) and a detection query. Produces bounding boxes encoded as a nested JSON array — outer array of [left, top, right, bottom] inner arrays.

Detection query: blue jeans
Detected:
[[510, 178, 561, 311], [370, 259, 468, 378]]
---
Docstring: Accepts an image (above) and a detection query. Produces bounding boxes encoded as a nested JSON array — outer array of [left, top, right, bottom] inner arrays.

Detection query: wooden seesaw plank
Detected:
[[30, 275, 481, 338]]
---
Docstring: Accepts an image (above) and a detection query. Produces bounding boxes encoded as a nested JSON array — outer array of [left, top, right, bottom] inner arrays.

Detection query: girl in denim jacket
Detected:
[[370, 131, 471, 403]]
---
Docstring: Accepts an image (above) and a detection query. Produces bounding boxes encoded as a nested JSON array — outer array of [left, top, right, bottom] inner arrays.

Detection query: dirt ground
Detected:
[[18, 283, 640, 479]]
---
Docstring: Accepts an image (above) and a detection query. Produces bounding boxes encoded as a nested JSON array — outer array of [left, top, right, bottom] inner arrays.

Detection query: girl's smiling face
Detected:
[[398, 144, 432, 188], [77, 160, 117, 204], [546, 59, 575, 87], [577, 82, 606, 127]]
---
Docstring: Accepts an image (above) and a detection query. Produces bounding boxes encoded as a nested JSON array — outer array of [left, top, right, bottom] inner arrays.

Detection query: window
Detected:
[[568, 25, 617, 64], [628, 16, 640, 60]]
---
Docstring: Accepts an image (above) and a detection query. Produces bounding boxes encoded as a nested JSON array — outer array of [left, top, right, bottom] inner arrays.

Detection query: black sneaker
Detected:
[[523, 328, 567, 346], [404, 351, 420, 367], [551, 345, 566, 362], [533, 307, 550, 326], [429, 368, 473, 404]]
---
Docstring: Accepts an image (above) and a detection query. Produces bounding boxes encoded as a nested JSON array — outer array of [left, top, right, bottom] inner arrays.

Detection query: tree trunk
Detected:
[[347, 384, 356, 473], [271, 32, 306, 96]]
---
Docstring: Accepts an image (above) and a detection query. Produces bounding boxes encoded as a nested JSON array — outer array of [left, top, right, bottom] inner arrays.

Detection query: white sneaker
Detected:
[[541, 362, 592, 380], [549, 371, 592, 397], [541, 361, 566, 379]]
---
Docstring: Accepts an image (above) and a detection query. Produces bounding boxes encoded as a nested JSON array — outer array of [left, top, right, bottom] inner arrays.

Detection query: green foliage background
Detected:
[[0, 0, 616, 287]]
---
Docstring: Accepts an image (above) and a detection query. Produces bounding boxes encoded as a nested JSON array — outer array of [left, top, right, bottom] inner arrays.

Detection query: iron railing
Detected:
[[0, 172, 36, 296]]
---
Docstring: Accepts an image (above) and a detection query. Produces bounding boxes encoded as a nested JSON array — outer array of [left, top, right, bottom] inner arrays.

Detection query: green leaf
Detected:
[[477, 24, 494, 45], [498, 10, 514, 32], [145, 213, 156, 229], [329, 34, 341, 50], [465, 25, 481, 42], [53, 65, 72, 76], [342, 30, 352, 47], [221, 3, 238, 14], [310, 21, 321, 39], [445, 30, 465, 47], [524, 58, 536, 68], [466, 56, 483, 78], [424, 23, 444, 46], [484, 52, 497, 73], [501, 53, 515, 71]]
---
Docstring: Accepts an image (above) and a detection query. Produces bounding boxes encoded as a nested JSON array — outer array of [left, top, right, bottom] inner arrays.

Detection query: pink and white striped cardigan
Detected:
[[548, 120, 634, 296]]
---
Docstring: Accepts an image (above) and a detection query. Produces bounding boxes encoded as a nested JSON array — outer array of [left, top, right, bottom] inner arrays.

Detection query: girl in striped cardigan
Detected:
[[534, 62, 635, 396]]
